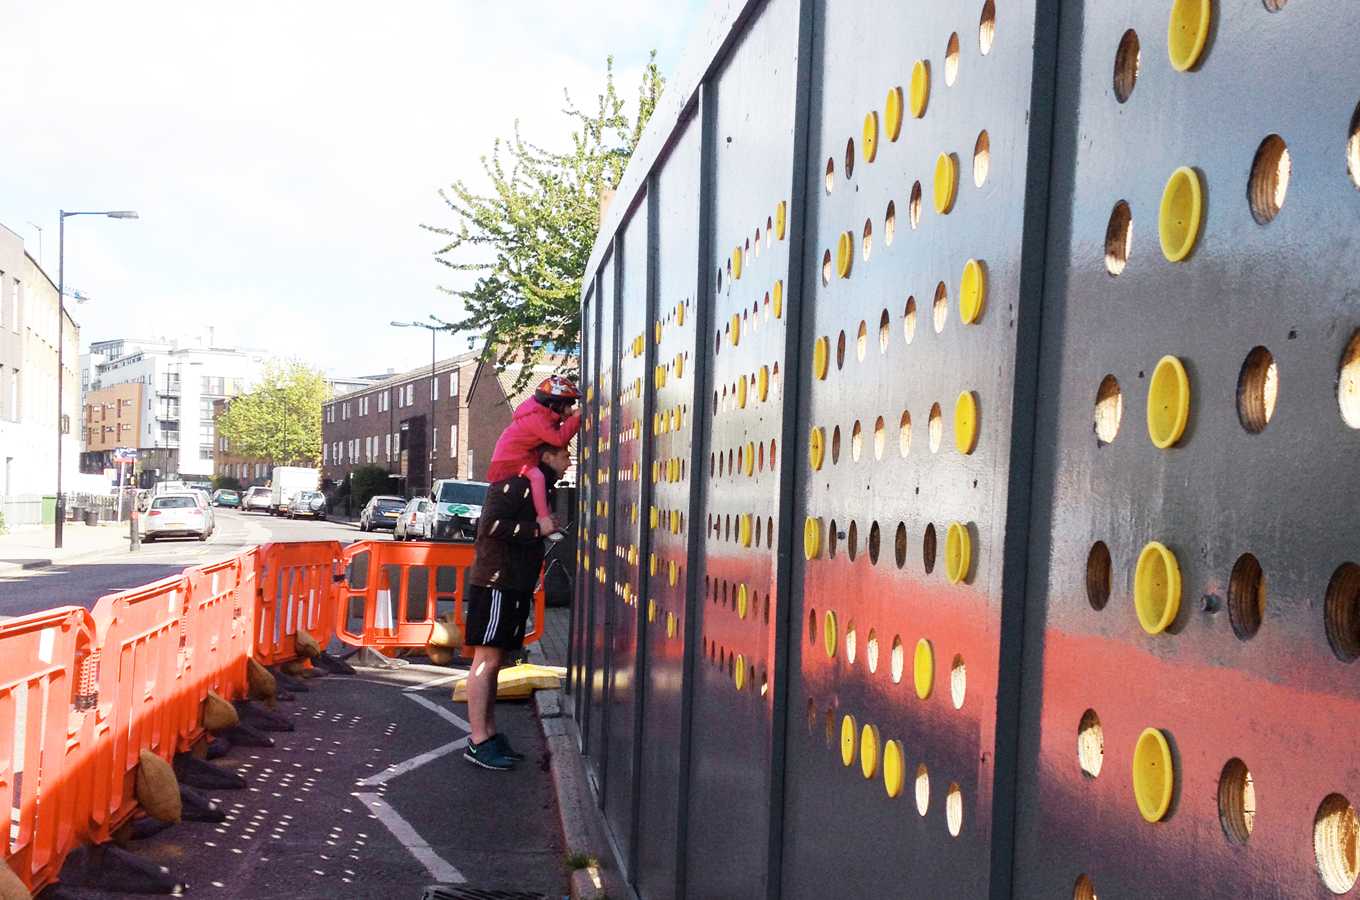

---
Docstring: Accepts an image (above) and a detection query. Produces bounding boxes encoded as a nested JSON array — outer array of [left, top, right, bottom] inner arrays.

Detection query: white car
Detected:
[[243, 486, 272, 512], [142, 492, 214, 542], [393, 497, 435, 541]]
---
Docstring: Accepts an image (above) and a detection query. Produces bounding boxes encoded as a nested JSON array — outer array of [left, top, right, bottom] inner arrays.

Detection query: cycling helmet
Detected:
[[535, 375, 581, 405]]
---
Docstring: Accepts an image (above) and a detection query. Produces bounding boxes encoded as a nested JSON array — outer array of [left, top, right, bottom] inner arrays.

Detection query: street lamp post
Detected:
[[390, 319, 440, 496], [55, 209, 137, 549]]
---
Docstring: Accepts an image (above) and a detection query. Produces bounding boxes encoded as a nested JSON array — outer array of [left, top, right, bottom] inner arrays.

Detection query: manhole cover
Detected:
[[421, 888, 556, 900]]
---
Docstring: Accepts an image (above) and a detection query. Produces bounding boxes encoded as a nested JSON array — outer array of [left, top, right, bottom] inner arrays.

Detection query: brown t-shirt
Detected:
[[467, 465, 556, 593]]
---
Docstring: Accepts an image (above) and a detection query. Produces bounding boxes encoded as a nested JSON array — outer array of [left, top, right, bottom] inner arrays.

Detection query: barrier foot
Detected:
[[206, 737, 232, 759], [178, 784, 225, 823], [351, 646, 408, 669], [272, 669, 310, 693], [313, 650, 356, 675], [220, 721, 275, 748], [128, 815, 175, 842], [175, 754, 247, 790], [54, 843, 187, 895], [235, 700, 296, 732]]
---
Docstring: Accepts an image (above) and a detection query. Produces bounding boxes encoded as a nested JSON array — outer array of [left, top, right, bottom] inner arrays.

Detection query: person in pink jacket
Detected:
[[485, 375, 582, 539]]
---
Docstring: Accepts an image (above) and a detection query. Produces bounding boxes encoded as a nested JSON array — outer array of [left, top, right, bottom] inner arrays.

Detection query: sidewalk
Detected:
[[0, 521, 132, 573]]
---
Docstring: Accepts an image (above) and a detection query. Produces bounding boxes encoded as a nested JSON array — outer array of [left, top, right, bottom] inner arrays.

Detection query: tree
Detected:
[[217, 361, 329, 467], [424, 53, 664, 389], [211, 474, 243, 492], [350, 465, 394, 510]]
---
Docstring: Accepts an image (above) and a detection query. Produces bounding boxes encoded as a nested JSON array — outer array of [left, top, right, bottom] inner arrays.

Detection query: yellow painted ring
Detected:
[[860, 723, 881, 779], [863, 111, 879, 163], [744, 441, 755, 477], [654, 321, 662, 345], [734, 654, 746, 690], [809, 426, 826, 471], [737, 583, 749, 619], [1146, 355, 1191, 449], [731, 247, 743, 280], [1135, 541, 1181, 634], [813, 336, 830, 380], [665, 612, 677, 639], [677, 302, 686, 326], [730, 313, 741, 346], [649, 506, 658, 529], [772, 280, 784, 318], [823, 610, 838, 659], [651, 461, 660, 483], [1132, 727, 1175, 822], [631, 460, 640, 481], [775, 201, 788, 240], [647, 598, 656, 623], [959, 258, 986, 324], [885, 86, 904, 141], [737, 375, 748, 409], [883, 739, 905, 798], [945, 522, 972, 585], [836, 231, 854, 278], [1167, 0, 1211, 72], [954, 391, 979, 455], [1158, 166, 1203, 262], [648, 553, 657, 577], [676, 354, 685, 378], [739, 514, 753, 548], [669, 509, 681, 534], [757, 366, 770, 401], [909, 60, 930, 118], [804, 516, 823, 560], [668, 559, 678, 587], [934, 152, 958, 214], [914, 638, 934, 700], [840, 714, 857, 767]]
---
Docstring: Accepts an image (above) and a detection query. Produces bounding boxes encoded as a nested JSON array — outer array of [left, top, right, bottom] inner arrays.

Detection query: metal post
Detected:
[[429, 327, 436, 493], [55, 212, 65, 549]]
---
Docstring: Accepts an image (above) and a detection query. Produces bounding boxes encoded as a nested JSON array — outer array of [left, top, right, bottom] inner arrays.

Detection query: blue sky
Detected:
[[0, 1, 705, 376]]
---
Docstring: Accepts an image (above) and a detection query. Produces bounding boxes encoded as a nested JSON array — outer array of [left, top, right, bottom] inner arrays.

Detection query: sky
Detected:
[[0, 1, 704, 377]]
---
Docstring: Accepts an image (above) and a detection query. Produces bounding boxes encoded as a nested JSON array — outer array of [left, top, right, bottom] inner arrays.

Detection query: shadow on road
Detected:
[[0, 561, 196, 617]]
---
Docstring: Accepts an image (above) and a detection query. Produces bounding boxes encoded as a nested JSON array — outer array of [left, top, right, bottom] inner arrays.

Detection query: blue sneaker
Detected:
[[463, 737, 516, 771], [492, 733, 526, 762]]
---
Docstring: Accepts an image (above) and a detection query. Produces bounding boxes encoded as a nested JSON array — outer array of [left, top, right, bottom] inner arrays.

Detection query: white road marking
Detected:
[[401, 672, 464, 693], [355, 736, 469, 787], [352, 791, 466, 884], [406, 692, 472, 732]]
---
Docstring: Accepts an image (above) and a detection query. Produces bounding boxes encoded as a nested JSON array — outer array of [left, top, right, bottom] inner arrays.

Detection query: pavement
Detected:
[[0, 521, 136, 573]]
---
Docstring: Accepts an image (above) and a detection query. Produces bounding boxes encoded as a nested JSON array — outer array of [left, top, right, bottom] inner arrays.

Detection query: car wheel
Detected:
[[198, 532, 208, 542]]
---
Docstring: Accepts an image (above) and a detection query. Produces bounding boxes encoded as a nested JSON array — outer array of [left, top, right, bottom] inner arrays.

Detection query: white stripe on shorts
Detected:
[[484, 588, 502, 644]]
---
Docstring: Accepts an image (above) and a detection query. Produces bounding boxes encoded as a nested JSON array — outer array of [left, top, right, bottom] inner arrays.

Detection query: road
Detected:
[[0, 508, 378, 618]]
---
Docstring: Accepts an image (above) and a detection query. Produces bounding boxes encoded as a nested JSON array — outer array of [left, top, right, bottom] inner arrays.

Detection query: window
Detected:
[[323, 444, 329, 464], [385, 432, 391, 461], [450, 424, 458, 458], [200, 443, 213, 460], [342, 401, 351, 420], [432, 428, 437, 452], [405, 384, 414, 405], [431, 377, 438, 401], [359, 396, 368, 416], [449, 369, 460, 398]]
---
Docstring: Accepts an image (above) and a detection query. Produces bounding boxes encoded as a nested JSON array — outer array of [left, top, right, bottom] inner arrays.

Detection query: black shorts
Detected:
[[465, 584, 533, 650]]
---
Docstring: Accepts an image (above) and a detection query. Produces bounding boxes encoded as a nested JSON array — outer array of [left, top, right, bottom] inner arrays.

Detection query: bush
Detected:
[[350, 465, 395, 510], [212, 475, 244, 492]]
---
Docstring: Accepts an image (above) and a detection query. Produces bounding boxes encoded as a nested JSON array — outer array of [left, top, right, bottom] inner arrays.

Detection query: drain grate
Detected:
[[421, 887, 558, 900]]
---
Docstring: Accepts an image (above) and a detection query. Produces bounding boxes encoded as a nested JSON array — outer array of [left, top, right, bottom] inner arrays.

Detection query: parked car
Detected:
[[152, 480, 188, 497], [428, 479, 490, 540], [142, 492, 213, 542], [359, 495, 408, 532], [288, 490, 327, 519], [243, 486, 272, 512], [211, 489, 241, 508], [393, 497, 435, 541], [270, 466, 320, 515]]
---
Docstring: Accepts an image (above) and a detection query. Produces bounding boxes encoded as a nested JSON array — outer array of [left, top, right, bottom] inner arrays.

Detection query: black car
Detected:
[[359, 495, 408, 532]]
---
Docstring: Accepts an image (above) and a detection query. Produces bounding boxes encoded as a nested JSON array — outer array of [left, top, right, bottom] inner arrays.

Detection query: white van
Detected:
[[269, 467, 320, 515]]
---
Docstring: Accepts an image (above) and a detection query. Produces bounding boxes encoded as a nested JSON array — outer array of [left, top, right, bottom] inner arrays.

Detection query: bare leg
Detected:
[[467, 645, 505, 744]]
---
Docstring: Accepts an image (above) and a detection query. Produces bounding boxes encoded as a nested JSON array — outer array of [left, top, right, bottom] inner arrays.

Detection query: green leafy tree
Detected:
[[350, 465, 395, 510], [211, 474, 244, 492], [218, 361, 329, 466], [424, 54, 664, 389]]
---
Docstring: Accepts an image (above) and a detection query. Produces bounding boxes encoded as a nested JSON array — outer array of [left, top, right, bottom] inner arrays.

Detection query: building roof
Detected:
[[324, 351, 482, 404]]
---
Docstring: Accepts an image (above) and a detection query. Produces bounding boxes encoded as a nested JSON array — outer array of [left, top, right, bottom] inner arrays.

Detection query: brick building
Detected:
[[81, 382, 143, 469], [321, 352, 573, 498]]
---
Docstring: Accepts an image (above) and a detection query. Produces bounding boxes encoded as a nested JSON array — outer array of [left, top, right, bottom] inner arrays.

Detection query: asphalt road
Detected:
[[0, 509, 374, 618]]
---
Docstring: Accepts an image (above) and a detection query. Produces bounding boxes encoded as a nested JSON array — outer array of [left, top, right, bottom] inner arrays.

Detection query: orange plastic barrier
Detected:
[[336, 540, 546, 651], [252, 541, 343, 666]]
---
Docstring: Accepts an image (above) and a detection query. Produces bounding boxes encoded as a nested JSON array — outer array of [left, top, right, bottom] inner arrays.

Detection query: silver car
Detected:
[[243, 486, 272, 512], [142, 492, 214, 542], [288, 490, 328, 520], [393, 497, 434, 541]]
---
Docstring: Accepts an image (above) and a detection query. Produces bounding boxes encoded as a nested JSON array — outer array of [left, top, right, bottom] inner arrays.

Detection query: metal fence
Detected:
[[570, 1, 1360, 898], [0, 496, 43, 528]]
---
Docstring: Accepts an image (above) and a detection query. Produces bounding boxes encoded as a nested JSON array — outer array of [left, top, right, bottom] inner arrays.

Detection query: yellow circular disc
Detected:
[[651, 460, 660, 483], [804, 516, 823, 560], [677, 303, 686, 326], [732, 247, 743, 280], [647, 599, 656, 623], [809, 426, 826, 471], [813, 337, 830, 380], [775, 201, 788, 240], [744, 441, 756, 477], [666, 612, 677, 639], [648, 553, 657, 576], [670, 408, 679, 431], [740, 514, 753, 548], [1158, 166, 1203, 262], [670, 509, 680, 533], [954, 391, 979, 455], [883, 739, 905, 798], [823, 610, 838, 659], [734, 654, 746, 690], [934, 152, 958, 214], [860, 723, 881, 779], [649, 506, 659, 529], [840, 714, 857, 767], [1132, 727, 1175, 822], [757, 366, 770, 401], [730, 313, 741, 346], [668, 559, 678, 587], [676, 355, 685, 379], [914, 638, 934, 700], [654, 321, 662, 344], [1134, 541, 1181, 634], [945, 522, 972, 585], [631, 460, 640, 481], [1167, 0, 1211, 72], [737, 375, 748, 409], [885, 86, 904, 141], [909, 60, 930, 117], [863, 111, 879, 163], [959, 259, 986, 324], [773, 281, 784, 318], [737, 583, 749, 619], [1146, 355, 1191, 448], [836, 231, 853, 278]]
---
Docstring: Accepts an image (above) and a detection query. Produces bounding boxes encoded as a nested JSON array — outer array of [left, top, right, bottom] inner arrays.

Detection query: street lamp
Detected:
[[390, 319, 441, 495], [56, 209, 138, 548]]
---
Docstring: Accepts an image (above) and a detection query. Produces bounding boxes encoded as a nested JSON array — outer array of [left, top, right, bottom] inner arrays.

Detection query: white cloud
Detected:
[[0, 0, 702, 376]]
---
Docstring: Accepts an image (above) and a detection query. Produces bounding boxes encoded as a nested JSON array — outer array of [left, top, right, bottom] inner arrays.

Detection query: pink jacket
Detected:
[[485, 396, 581, 481]]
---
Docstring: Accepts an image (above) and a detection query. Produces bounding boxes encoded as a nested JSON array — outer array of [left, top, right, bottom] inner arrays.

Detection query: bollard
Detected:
[[128, 508, 140, 552]]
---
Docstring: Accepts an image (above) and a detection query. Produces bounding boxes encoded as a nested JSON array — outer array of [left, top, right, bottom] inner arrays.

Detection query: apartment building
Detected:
[[0, 223, 80, 500]]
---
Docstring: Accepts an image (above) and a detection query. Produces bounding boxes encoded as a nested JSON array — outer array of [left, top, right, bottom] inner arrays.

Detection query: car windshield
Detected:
[[153, 496, 197, 509], [437, 482, 487, 505], [248, 488, 269, 496], [297, 492, 320, 501], [376, 499, 406, 511], [220, 491, 239, 499]]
